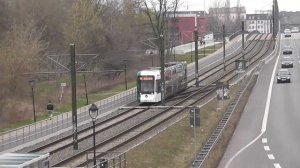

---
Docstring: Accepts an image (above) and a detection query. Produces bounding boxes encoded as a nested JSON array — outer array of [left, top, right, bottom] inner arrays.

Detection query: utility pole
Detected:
[[70, 43, 78, 150], [223, 25, 226, 71], [160, 35, 165, 106], [83, 74, 89, 105], [194, 28, 199, 87], [242, 20, 245, 60], [123, 60, 128, 90], [272, 3, 275, 40]]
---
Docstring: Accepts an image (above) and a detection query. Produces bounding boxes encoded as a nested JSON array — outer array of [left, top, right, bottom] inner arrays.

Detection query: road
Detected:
[[218, 33, 300, 168]]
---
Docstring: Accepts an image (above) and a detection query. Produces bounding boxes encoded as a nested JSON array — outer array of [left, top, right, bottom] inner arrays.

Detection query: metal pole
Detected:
[[194, 28, 199, 87], [193, 110, 196, 161], [203, 41, 206, 57], [31, 86, 36, 122], [93, 119, 96, 166], [83, 74, 89, 105], [151, 52, 153, 67], [214, 40, 215, 51], [190, 43, 193, 62], [124, 60, 128, 90], [173, 47, 176, 61], [272, 3, 275, 39], [160, 35, 165, 106], [223, 25, 226, 71], [242, 20, 245, 60], [70, 43, 78, 150]]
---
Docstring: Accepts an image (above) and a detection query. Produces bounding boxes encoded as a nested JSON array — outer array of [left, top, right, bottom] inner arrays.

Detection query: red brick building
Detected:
[[169, 11, 207, 43]]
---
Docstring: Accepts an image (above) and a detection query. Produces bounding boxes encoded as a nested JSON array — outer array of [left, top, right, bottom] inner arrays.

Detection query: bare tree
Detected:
[[63, 0, 106, 53], [0, 21, 47, 93], [143, 0, 180, 58]]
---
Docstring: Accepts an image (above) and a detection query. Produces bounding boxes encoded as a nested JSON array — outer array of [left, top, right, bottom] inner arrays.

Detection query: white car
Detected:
[[284, 29, 291, 37], [291, 27, 299, 33]]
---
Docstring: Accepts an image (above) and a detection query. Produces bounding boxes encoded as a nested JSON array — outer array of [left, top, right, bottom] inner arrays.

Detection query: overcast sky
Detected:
[[179, 0, 300, 14]]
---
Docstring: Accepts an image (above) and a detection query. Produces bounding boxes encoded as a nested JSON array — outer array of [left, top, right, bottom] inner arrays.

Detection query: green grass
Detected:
[[177, 44, 222, 64], [126, 99, 224, 168], [0, 113, 51, 132], [55, 80, 137, 113]]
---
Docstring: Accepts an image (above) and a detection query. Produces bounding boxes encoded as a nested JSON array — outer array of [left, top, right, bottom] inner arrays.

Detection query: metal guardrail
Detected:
[[0, 88, 137, 152]]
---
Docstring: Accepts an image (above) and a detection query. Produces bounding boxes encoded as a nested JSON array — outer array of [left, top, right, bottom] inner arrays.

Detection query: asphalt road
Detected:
[[218, 33, 300, 168]]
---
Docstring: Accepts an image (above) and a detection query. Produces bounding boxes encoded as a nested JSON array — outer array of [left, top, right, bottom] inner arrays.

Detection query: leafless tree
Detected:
[[143, 0, 180, 58]]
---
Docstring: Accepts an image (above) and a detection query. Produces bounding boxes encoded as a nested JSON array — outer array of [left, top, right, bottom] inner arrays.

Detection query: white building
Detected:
[[209, 7, 246, 23], [245, 14, 272, 33]]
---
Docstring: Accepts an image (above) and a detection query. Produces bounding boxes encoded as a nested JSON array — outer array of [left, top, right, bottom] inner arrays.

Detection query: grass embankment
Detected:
[[0, 80, 136, 133], [126, 75, 258, 168], [177, 44, 222, 64]]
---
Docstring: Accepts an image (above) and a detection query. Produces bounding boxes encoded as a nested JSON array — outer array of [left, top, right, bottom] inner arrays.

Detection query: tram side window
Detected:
[[156, 79, 161, 93]]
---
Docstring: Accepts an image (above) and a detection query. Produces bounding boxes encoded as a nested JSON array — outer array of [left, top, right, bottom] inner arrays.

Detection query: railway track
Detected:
[[28, 33, 274, 167]]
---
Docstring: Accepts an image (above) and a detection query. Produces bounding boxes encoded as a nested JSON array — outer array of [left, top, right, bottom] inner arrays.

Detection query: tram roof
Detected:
[[0, 153, 49, 168]]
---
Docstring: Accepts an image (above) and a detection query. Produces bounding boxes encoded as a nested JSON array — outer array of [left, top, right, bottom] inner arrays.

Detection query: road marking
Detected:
[[224, 35, 281, 168], [274, 163, 282, 168], [262, 138, 268, 143], [268, 154, 275, 160], [261, 40, 281, 132], [264, 146, 270, 151]]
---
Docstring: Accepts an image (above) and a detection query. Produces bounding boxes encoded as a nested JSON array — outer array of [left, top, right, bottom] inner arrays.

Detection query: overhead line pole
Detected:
[[223, 25, 226, 71], [70, 43, 78, 150], [242, 20, 245, 60], [194, 28, 199, 87], [160, 35, 165, 106]]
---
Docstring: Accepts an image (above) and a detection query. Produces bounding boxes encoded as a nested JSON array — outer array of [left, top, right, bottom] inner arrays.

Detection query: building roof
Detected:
[[167, 11, 207, 18], [209, 7, 246, 14], [0, 153, 49, 168], [174, 11, 206, 16], [246, 14, 271, 20]]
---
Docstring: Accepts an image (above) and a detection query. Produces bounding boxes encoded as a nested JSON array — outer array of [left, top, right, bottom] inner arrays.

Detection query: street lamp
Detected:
[[28, 79, 36, 122], [150, 50, 154, 67], [89, 103, 99, 167]]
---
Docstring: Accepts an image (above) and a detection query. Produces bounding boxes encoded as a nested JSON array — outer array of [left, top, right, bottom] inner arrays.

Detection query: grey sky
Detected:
[[179, 0, 299, 14]]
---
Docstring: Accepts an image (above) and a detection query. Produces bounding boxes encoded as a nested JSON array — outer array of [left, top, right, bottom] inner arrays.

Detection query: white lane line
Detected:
[[262, 138, 268, 143], [274, 163, 282, 168], [268, 154, 275, 160], [261, 40, 281, 132], [264, 146, 270, 151]]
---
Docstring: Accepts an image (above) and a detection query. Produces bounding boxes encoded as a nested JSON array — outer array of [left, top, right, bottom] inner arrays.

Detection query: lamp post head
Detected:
[[89, 103, 98, 120]]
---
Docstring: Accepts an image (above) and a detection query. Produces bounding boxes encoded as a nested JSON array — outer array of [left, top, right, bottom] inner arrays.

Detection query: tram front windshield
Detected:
[[139, 76, 154, 94]]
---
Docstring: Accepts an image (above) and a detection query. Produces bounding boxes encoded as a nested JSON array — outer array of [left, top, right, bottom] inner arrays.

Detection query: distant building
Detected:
[[209, 7, 246, 23], [245, 14, 272, 33], [167, 11, 207, 43]]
